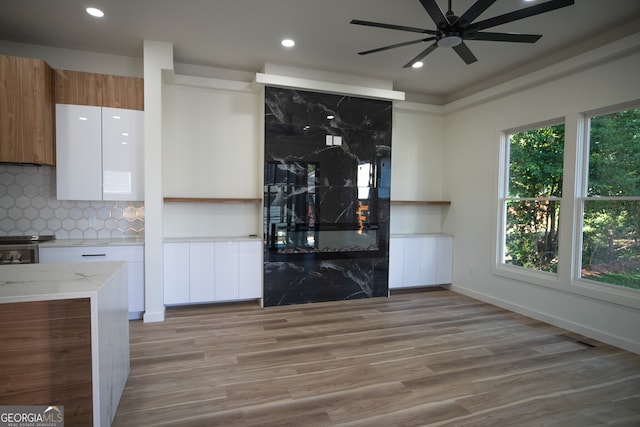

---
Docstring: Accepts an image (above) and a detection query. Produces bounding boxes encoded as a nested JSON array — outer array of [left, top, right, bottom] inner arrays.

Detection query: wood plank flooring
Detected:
[[113, 288, 640, 426]]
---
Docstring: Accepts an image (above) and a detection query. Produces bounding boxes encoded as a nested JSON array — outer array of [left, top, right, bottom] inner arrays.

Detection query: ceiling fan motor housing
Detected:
[[437, 32, 463, 47]]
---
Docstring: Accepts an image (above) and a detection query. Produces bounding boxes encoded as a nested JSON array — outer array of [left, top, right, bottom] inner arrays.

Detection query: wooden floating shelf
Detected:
[[163, 197, 262, 203], [390, 200, 451, 206]]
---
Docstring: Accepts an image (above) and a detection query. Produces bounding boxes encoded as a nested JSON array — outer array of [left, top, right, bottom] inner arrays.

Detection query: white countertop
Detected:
[[0, 261, 126, 303], [164, 235, 262, 243], [39, 237, 144, 248], [390, 233, 453, 237]]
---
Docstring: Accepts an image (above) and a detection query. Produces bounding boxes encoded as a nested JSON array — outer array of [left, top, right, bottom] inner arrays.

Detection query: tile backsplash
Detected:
[[0, 164, 144, 238]]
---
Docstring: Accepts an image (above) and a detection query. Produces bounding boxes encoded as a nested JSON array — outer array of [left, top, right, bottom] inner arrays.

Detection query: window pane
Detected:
[[502, 124, 564, 274], [509, 125, 564, 198], [587, 108, 640, 197], [505, 200, 560, 272], [582, 200, 640, 290]]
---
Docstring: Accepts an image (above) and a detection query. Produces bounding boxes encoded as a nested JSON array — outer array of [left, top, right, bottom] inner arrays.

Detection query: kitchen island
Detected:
[[0, 261, 130, 426]]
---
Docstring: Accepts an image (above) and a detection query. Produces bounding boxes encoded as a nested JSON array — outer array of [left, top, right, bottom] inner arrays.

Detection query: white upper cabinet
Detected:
[[56, 104, 102, 200], [56, 104, 144, 201], [102, 107, 144, 200]]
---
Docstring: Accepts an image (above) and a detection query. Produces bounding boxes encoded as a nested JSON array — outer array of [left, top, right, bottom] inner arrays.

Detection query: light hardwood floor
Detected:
[[113, 288, 640, 426]]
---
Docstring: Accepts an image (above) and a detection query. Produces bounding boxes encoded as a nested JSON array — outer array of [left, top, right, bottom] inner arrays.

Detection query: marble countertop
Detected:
[[0, 261, 126, 303], [164, 235, 262, 243], [39, 237, 145, 248]]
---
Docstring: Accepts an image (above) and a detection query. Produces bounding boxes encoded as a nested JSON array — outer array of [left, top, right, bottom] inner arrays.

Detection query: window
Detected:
[[499, 123, 565, 273], [581, 107, 640, 290]]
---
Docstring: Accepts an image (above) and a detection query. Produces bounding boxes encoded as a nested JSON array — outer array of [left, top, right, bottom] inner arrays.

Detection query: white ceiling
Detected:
[[1, 0, 639, 103]]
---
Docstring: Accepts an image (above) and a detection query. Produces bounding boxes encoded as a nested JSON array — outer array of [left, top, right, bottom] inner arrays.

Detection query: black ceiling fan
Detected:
[[351, 0, 574, 67]]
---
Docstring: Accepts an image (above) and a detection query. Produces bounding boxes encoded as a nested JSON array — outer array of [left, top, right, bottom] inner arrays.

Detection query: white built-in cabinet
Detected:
[[389, 234, 453, 289], [56, 104, 144, 201], [164, 239, 262, 305], [39, 245, 145, 319], [163, 242, 190, 305]]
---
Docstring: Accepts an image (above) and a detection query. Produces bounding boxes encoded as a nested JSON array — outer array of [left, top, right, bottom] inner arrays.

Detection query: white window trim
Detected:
[[493, 112, 640, 310], [494, 119, 565, 288], [569, 106, 640, 308]]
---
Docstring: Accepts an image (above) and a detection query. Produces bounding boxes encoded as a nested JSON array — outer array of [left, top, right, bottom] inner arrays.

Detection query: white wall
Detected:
[[4, 37, 639, 350], [391, 104, 446, 234], [161, 83, 261, 238], [0, 40, 142, 76], [142, 40, 173, 323], [162, 84, 260, 199], [159, 80, 445, 238], [443, 37, 640, 353]]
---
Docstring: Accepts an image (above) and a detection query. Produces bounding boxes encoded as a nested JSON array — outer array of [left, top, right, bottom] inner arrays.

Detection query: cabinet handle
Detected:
[[82, 253, 106, 257]]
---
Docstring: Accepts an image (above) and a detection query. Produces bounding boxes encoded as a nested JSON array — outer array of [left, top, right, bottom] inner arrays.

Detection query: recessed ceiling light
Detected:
[[86, 7, 104, 18], [281, 39, 295, 48], [411, 62, 424, 69]]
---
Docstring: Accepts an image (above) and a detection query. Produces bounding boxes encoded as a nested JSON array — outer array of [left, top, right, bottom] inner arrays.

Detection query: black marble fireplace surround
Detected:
[[263, 86, 392, 306]]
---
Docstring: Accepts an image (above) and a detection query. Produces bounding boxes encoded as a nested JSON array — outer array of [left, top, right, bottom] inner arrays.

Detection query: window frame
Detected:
[[493, 104, 640, 310], [494, 118, 565, 288], [573, 102, 640, 299]]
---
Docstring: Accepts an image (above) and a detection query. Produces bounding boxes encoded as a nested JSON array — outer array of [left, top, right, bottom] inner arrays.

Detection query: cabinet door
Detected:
[[103, 75, 144, 110], [238, 241, 262, 299], [39, 245, 143, 263], [56, 104, 102, 200], [189, 242, 215, 303], [388, 237, 404, 289], [214, 241, 239, 301], [0, 55, 55, 165], [54, 69, 103, 106], [164, 243, 190, 305], [40, 245, 145, 315], [402, 237, 421, 287], [420, 237, 438, 286], [436, 236, 453, 284], [102, 107, 144, 201], [128, 262, 145, 314]]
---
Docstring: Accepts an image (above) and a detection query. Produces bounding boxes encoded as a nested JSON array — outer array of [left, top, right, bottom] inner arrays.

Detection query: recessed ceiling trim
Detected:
[[254, 73, 405, 101], [443, 31, 640, 114], [165, 70, 254, 92]]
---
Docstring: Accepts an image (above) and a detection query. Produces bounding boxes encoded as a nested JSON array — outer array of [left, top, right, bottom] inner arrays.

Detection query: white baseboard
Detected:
[[142, 309, 165, 323], [449, 284, 640, 355]]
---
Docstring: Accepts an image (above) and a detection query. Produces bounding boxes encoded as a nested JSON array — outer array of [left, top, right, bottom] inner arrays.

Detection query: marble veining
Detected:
[[0, 261, 126, 302], [0, 260, 130, 427], [264, 87, 391, 306]]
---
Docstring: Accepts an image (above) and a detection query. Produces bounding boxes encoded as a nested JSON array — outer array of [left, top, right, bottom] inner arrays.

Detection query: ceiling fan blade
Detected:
[[466, 32, 542, 43], [456, 0, 497, 26], [418, 0, 449, 28], [350, 19, 437, 35], [403, 42, 438, 68], [468, 0, 574, 32], [452, 42, 478, 64], [358, 37, 436, 55]]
